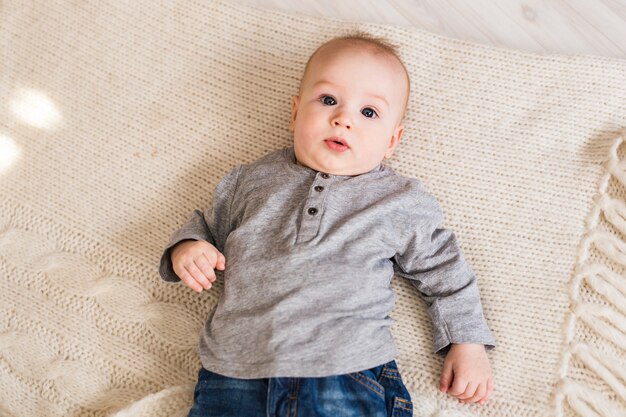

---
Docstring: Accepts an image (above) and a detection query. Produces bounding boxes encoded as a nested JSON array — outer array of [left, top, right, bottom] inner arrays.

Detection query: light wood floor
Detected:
[[235, 0, 626, 58]]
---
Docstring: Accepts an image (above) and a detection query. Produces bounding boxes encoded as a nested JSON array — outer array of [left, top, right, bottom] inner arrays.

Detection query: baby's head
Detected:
[[290, 31, 410, 176]]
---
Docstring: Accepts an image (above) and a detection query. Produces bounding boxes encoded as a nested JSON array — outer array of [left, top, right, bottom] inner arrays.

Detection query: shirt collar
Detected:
[[284, 146, 384, 178]]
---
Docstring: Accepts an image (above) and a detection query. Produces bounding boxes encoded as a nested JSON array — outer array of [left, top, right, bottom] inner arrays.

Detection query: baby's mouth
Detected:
[[325, 138, 350, 152], [325, 137, 349, 148]]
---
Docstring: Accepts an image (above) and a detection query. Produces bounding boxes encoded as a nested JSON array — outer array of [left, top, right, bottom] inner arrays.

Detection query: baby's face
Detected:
[[290, 43, 408, 176]]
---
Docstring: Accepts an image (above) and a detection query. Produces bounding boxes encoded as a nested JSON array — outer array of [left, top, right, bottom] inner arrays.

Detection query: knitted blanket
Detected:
[[1, 0, 625, 416]]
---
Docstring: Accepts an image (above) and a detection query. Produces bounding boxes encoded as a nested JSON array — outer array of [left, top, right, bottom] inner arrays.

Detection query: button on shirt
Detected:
[[159, 146, 495, 378]]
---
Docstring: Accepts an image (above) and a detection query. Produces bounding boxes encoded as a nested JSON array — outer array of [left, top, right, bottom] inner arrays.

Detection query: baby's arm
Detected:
[[170, 239, 225, 293], [392, 185, 496, 404], [439, 343, 493, 405], [159, 165, 241, 285]]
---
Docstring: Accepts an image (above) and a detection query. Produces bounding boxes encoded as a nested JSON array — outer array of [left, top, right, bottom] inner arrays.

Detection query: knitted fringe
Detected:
[[556, 129, 626, 416]]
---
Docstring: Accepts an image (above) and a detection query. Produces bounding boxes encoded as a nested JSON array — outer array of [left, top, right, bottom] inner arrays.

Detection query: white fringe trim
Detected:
[[555, 129, 626, 417]]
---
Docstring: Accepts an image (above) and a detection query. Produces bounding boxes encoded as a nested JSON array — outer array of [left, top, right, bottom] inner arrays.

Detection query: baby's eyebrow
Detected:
[[311, 80, 340, 95], [368, 94, 389, 108]]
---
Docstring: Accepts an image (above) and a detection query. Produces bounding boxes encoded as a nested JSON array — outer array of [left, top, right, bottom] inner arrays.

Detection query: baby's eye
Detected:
[[362, 107, 378, 119], [321, 95, 336, 106]]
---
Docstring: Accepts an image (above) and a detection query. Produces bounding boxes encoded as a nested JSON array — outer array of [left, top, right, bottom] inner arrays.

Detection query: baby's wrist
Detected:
[[449, 343, 487, 352]]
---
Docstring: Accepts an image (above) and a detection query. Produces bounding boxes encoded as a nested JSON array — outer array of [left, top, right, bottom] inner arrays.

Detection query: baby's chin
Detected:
[[298, 157, 380, 177]]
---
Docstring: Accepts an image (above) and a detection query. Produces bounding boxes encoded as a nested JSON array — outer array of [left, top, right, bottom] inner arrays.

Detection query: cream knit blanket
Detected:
[[1, 1, 625, 416]]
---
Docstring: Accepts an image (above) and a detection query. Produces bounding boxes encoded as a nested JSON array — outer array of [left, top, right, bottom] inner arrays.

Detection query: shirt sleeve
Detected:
[[158, 165, 242, 283], [392, 189, 496, 356]]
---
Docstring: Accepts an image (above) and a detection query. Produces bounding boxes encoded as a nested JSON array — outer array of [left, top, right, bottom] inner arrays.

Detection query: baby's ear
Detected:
[[289, 95, 300, 132], [395, 124, 404, 142], [384, 125, 403, 159]]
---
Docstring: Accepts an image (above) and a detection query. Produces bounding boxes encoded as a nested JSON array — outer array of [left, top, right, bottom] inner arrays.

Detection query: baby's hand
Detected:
[[171, 239, 226, 293], [439, 343, 493, 405]]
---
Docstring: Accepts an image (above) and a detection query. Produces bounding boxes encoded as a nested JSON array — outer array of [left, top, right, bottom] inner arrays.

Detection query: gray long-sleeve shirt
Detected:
[[159, 146, 495, 378]]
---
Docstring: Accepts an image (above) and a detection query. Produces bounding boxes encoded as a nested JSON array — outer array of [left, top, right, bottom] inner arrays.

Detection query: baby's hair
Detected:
[[303, 30, 406, 75], [300, 30, 411, 116], [325, 30, 403, 60]]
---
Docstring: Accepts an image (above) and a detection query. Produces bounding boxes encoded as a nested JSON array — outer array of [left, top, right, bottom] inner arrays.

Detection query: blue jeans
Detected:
[[187, 359, 413, 416]]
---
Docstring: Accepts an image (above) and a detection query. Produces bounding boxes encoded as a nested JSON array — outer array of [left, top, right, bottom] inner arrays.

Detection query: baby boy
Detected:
[[160, 31, 495, 416]]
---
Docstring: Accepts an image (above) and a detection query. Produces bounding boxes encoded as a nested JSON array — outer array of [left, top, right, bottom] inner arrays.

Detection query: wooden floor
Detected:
[[235, 0, 626, 58]]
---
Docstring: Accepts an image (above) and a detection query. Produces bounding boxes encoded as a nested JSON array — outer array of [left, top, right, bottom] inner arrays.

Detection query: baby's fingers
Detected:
[[448, 377, 469, 398], [196, 255, 217, 284], [439, 360, 453, 393], [479, 377, 494, 405], [457, 382, 477, 401], [184, 263, 212, 292], [213, 251, 226, 270], [464, 382, 487, 404], [179, 265, 204, 293]]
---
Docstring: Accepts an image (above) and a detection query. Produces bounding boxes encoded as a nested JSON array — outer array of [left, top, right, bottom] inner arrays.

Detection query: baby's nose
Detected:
[[332, 113, 352, 130]]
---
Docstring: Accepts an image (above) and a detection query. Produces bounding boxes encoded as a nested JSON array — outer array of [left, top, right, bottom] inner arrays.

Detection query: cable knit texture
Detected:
[[0, 0, 625, 416]]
